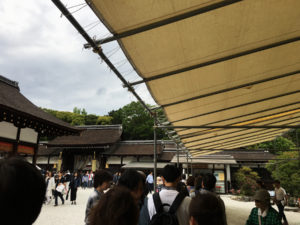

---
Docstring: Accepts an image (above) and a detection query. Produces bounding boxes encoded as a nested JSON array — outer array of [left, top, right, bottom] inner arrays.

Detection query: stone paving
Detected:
[[34, 188, 300, 225]]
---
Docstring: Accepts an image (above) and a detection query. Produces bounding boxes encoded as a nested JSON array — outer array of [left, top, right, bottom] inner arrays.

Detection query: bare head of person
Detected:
[[0, 157, 46, 225], [189, 192, 225, 225]]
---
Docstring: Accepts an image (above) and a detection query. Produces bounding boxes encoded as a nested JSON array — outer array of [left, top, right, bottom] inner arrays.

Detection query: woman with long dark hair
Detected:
[[89, 186, 139, 225], [69, 172, 80, 205]]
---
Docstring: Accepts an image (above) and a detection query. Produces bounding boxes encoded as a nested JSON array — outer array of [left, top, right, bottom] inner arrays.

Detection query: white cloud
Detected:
[[0, 0, 155, 115]]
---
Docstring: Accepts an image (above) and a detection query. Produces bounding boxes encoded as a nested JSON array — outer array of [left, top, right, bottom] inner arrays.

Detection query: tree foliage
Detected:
[[250, 136, 295, 154], [108, 101, 168, 140], [266, 151, 300, 197], [42, 107, 112, 126], [235, 167, 260, 196], [43, 102, 169, 140]]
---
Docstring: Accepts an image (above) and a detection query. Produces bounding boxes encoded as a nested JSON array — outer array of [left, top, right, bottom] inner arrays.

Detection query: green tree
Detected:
[[97, 116, 113, 125], [266, 151, 300, 197], [85, 114, 98, 125], [81, 108, 87, 116], [108, 101, 167, 140], [234, 167, 260, 196], [71, 114, 85, 125], [73, 107, 81, 114], [250, 136, 295, 154]]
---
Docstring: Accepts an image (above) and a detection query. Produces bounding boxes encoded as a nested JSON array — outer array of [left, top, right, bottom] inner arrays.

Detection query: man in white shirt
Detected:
[[146, 171, 154, 193], [139, 165, 191, 225], [274, 180, 288, 225]]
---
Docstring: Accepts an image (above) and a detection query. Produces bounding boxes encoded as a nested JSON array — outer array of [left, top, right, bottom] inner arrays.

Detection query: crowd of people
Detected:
[[0, 157, 289, 225]]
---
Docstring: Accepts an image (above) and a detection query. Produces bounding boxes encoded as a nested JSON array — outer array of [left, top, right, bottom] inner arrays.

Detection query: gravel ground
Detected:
[[222, 195, 300, 225], [34, 189, 300, 225]]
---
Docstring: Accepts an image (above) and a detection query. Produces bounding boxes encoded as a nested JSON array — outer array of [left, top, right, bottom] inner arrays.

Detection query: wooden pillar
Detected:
[[32, 133, 40, 165], [11, 127, 21, 156]]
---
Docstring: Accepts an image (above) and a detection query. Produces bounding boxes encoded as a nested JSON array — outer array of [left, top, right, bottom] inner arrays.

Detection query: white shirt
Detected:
[[275, 187, 286, 204], [147, 189, 191, 225]]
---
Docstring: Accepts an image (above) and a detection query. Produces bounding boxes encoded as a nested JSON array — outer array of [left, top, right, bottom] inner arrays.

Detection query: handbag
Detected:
[[56, 184, 64, 193]]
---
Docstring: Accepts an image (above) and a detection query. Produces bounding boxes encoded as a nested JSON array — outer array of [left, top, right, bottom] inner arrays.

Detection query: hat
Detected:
[[253, 189, 270, 203]]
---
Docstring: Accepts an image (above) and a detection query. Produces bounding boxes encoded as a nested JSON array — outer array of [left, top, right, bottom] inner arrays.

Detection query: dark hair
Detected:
[[93, 169, 113, 188], [189, 192, 225, 225], [89, 187, 139, 225], [0, 157, 46, 225], [195, 176, 203, 191], [162, 165, 181, 182], [202, 173, 216, 191], [118, 169, 144, 191], [186, 176, 195, 186], [274, 180, 280, 184], [177, 181, 189, 197]]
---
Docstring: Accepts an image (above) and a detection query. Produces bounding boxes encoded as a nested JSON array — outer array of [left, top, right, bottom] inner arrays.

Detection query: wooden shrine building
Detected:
[[0, 75, 81, 163]]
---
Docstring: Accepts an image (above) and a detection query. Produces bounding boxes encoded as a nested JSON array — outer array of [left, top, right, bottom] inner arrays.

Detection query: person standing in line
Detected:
[[246, 189, 281, 225], [117, 169, 146, 208], [200, 173, 227, 225], [69, 172, 81, 205], [139, 165, 191, 225], [0, 157, 46, 225], [274, 180, 288, 225], [89, 187, 139, 225], [146, 171, 154, 193], [85, 169, 113, 225], [189, 192, 226, 225]]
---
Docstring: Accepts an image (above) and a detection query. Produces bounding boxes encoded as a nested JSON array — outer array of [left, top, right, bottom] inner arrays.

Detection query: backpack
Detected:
[[149, 192, 186, 225]]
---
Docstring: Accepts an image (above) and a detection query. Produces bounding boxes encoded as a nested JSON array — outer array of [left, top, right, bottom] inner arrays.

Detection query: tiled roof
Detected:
[[0, 75, 80, 136], [211, 150, 275, 161], [108, 141, 163, 156], [47, 125, 122, 146]]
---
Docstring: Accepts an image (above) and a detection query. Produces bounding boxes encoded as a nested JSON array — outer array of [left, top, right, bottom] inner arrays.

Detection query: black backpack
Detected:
[[149, 192, 186, 225]]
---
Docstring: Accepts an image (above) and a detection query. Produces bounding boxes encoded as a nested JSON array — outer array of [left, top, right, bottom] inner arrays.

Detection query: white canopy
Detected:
[[87, 0, 300, 156]]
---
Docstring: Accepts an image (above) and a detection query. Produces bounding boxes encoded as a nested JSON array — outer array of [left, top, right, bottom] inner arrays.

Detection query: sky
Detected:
[[0, 0, 155, 115]]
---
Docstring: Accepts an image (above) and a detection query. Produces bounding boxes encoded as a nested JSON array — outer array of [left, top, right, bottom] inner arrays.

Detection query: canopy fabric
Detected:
[[88, 0, 300, 156]]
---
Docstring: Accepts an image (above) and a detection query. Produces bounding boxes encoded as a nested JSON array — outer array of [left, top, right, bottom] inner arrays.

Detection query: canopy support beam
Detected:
[[172, 89, 300, 123], [177, 102, 300, 135], [188, 130, 287, 149], [161, 70, 300, 108], [129, 37, 300, 86], [182, 112, 300, 143], [51, 0, 153, 116], [153, 116, 157, 192], [84, 0, 242, 47]]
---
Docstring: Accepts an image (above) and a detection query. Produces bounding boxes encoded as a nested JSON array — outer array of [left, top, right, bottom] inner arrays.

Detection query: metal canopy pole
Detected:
[[191, 157, 193, 175], [186, 152, 189, 176], [153, 115, 157, 192], [51, 0, 154, 116], [296, 129, 300, 167], [176, 144, 179, 167]]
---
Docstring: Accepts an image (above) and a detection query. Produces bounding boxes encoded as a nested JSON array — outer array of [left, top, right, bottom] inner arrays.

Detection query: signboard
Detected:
[[18, 145, 34, 155], [214, 170, 226, 193], [0, 141, 13, 152]]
